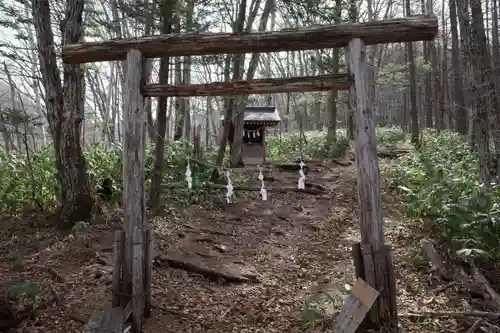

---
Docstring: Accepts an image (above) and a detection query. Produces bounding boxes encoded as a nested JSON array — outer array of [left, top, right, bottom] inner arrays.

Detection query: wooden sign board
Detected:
[[332, 278, 379, 333]]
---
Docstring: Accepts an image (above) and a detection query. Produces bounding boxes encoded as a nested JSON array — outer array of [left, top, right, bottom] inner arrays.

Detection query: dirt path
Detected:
[[0, 162, 469, 332], [141, 162, 358, 333]]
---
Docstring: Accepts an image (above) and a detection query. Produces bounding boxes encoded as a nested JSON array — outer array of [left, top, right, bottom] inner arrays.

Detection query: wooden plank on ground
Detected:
[[82, 301, 132, 333], [332, 278, 379, 333], [161, 249, 260, 283]]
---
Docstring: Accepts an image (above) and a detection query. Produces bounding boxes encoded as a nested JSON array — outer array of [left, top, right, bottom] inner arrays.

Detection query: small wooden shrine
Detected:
[[222, 106, 281, 165]]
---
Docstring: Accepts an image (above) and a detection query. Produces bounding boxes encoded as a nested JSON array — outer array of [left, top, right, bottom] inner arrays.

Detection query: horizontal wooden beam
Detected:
[[142, 74, 351, 97], [62, 16, 438, 64]]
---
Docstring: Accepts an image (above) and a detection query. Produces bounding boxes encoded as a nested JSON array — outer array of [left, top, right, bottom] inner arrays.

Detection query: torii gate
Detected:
[[62, 16, 438, 332]]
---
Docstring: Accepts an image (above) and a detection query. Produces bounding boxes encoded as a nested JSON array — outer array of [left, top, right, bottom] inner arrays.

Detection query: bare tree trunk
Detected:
[[428, 0, 439, 131], [32, 0, 93, 228], [103, 63, 116, 142], [422, 0, 433, 128], [26, 2, 45, 147], [181, 0, 194, 140], [468, 0, 492, 182], [229, 0, 273, 167], [437, 2, 447, 131], [0, 107, 12, 153], [325, 0, 341, 147], [112, 72, 120, 142], [265, 5, 276, 106], [173, 13, 184, 141], [457, 0, 475, 147], [213, 54, 233, 170], [449, 0, 467, 134], [298, 52, 309, 131], [488, 0, 500, 175], [405, 0, 419, 144], [182, 56, 192, 141], [111, 0, 128, 136], [206, 96, 212, 146], [311, 56, 322, 131], [148, 0, 175, 210], [142, 0, 158, 142]]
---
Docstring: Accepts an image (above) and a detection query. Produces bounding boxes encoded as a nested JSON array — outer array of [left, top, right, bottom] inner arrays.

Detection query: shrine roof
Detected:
[[221, 106, 281, 124]]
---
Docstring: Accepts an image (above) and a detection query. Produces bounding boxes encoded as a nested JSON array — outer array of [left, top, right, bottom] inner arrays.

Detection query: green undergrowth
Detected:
[[384, 129, 500, 263], [0, 140, 215, 213], [0, 126, 407, 213], [267, 125, 407, 161], [376, 125, 407, 146], [266, 129, 348, 161]]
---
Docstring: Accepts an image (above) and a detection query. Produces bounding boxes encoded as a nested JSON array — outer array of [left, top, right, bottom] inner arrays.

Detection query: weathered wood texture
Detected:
[[143, 229, 153, 318], [112, 230, 124, 308], [62, 16, 438, 63], [160, 249, 260, 283], [360, 244, 378, 323], [348, 39, 397, 328], [352, 243, 398, 327], [332, 278, 379, 333], [122, 49, 146, 333], [348, 39, 384, 256], [82, 302, 132, 333], [143, 74, 351, 97]]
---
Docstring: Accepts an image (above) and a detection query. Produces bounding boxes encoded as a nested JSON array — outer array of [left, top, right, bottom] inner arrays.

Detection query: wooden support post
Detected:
[[144, 228, 153, 318], [123, 49, 146, 333], [348, 38, 398, 328], [345, 54, 356, 141], [112, 230, 125, 307]]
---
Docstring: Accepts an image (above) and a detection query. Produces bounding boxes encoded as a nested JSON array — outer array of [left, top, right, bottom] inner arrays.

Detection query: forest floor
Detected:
[[0, 157, 482, 333]]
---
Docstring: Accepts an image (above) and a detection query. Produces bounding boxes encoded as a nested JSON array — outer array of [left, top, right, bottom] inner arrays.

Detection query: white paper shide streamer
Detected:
[[225, 171, 234, 203], [185, 162, 192, 189], [297, 161, 306, 190], [258, 166, 267, 201]]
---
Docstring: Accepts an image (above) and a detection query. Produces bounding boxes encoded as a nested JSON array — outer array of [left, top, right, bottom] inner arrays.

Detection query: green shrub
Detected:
[[375, 125, 407, 145], [384, 130, 500, 261], [266, 126, 406, 161], [266, 130, 349, 161], [0, 140, 213, 213], [0, 147, 58, 211]]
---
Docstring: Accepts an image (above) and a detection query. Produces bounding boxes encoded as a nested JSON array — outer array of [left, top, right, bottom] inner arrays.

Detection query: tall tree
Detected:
[[422, 0, 432, 128], [149, 0, 176, 210], [325, 0, 341, 147], [32, 0, 93, 228], [230, 0, 274, 166], [405, 0, 419, 144], [182, 0, 195, 140], [214, 0, 248, 169], [449, 0, 467, 134], [467, 0, 493, 182], [437, 0, 447, 130], [456, 0, 474, 145]]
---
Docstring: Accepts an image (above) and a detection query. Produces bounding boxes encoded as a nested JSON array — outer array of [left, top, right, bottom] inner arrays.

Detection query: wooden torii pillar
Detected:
[[120, 49, 151, 332], [348, 38, 397, 328]]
